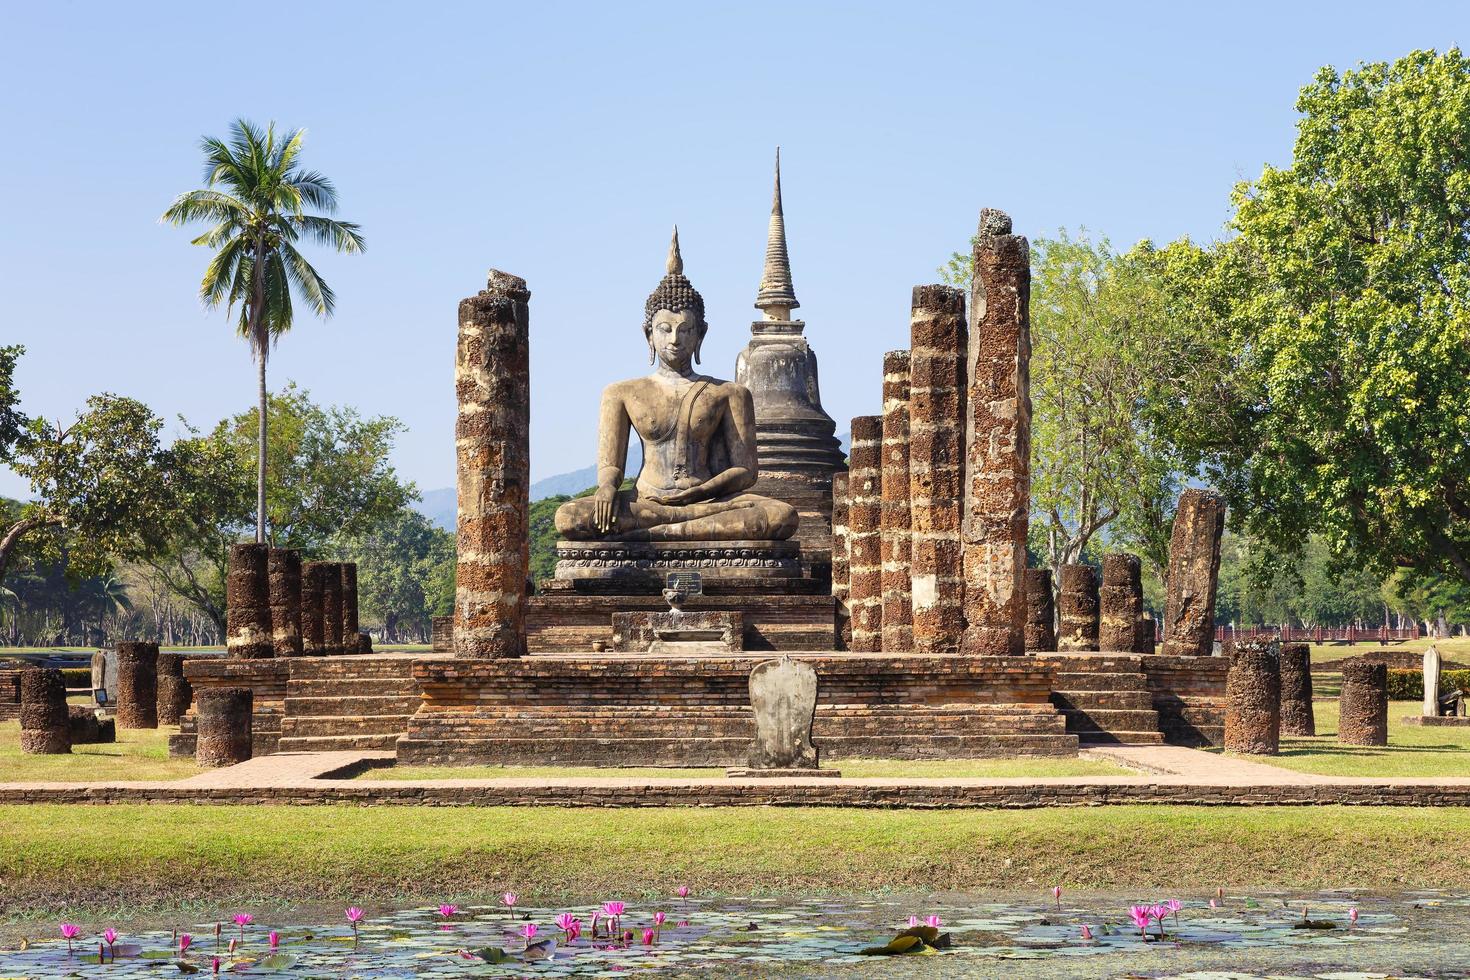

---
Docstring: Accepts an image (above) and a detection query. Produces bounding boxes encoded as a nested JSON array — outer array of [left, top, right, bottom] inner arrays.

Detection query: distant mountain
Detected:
[[413, 486, 459, 531]]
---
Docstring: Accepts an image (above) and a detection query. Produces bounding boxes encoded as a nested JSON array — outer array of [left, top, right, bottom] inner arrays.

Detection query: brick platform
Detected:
[[399, 654, 1077, 766], [1033, 653, 1227, 747]]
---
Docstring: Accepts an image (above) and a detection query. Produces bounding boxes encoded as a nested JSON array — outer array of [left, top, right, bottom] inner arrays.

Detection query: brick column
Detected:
[[455, 270, 531, 658], [226, 543, 273, 658], [1162, 488, 1226, 656], [115, 641, 158, 729], [1099, 553, 1145, 653], [268, 548, 302, 657], [300, 561, 326, 656], [19, 667, 70, 755], [830, 471, 851, 650], [1023, 568, 1055, 651], [321, 563, 344, 656], [847, 415, 884, 652], [196, 687, 252, 767], [340, 562, 360, 654], [962, 209, 1031, 656], [1279, 642, 1315, 736], [1338, 662, 1388, 746], [880, 350, 913, 652], [907, 285, 967, 653], [1225, 643, 1280, 755], [1057, 564, 1099, 651]]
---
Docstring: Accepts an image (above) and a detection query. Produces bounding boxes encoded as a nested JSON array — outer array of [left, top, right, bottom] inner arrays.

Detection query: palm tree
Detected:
[[163, 119, 365, 542]]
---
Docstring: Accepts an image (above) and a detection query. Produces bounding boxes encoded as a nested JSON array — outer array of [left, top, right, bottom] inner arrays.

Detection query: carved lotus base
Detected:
[[554, 539, 802, 584]]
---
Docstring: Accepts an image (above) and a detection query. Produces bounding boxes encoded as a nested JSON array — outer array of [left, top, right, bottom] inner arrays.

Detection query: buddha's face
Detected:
[[647, 308, 704, 371]]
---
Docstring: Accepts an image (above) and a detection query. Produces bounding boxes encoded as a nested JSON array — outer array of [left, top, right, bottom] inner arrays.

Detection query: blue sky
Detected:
[[1, 1, 1464, 499]]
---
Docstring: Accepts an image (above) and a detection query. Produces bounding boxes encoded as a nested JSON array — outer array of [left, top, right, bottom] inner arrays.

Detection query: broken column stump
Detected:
[[267, 548, 303, 657], [155, 653, 193, 726], [196, 687, 253, 768], [847, 415, 884, 652], [1057, 564, 1099, 651], [1099, 553, 1146, 653], [1225, 642, 1280, 755], [226, 542, 273, 659], [880, 350, 913, 652], [115, 641, 158, 729], [321, 562, 344, 656], [1338, 661, 1388, 747], [340, 561, 360, 654], [1162, 488, 1226, 656], [301, 561, 327, 656], [1279, 642, 1315, 736], [1023, 568, 1055, 652], [830, 471, 851, 650], [19, 667, 70, 755]]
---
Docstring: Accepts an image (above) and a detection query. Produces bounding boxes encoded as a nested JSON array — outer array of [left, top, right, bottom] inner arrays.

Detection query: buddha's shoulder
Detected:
[[603, 375, 750, 399]]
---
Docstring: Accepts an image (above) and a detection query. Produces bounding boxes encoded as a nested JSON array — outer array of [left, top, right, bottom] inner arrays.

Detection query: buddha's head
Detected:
[[643, 227, 707, 369]]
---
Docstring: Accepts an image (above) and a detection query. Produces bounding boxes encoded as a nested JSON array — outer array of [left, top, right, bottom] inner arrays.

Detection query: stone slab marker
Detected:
[[196, 687, 253, 767], [1424, 644, 1442, 717], [880, 350, 913, 652], [1224, 643, 1279, 754], [830, 471, 851, 650], [1162, 488, 1226, 656], [115, 641, 158, 729], [1278, 642, 1314, 736], [455, 270, 531, 659], [340, 562, 360, 654], [1338, 661, 1388, 746], [225, 543, 273, 658], [1099, 553, 1145, 652], [300, 561, 326, 656], [90, 649, 118, 702], [1023, 568, 1055, 652], [747, 656, 819, 769], [321, 562, 344, 656], [267, 548, 302, 657], [962, 209, 1031, 656], [846, 415, 884, 652], [19, 667, 70, 754], [907, 284, 967, 653], [156, 653, 192, 727], [1057, 564, 1099, 651]]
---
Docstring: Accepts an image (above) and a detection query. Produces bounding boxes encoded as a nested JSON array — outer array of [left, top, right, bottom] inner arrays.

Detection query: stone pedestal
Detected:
[[196, 687, 253, 767], [455, 270, 531, 659], [1225, 643, 1279, 755], [962, 209, 1031, 657], [1057, 564, 1099, 651], [907, 284, 967, 653], [610, 610, 744, 655], [268, 548, 303, 657], [226, 543, 273, 658], [1099, 553, 1146, 652], [19, 667, 70, 754], [116, 641, 159, 729], [554, 540, 801, 585], [1279, 642, 1315, 736], [847, 416, 883, 652], [1162, 489, 1226, 656], [1339, 661, 1388, 746], [880, 350, 913, 652], [1023, 568, 1055, 652]]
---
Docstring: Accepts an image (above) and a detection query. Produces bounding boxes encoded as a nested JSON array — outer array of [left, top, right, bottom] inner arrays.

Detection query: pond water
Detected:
[[5, 890, 1470, 978]]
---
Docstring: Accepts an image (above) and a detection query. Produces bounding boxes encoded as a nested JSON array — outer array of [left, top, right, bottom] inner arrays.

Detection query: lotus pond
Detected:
[[6, 890, 1470, 978]]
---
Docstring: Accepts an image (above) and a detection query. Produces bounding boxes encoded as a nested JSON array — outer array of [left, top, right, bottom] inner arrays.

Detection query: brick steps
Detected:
[[1050, 690, 1154, 711], [1053, 671, 1149, 692], [1047, 660, 1164, 745], [286, 695, 422, 716], [286, 658, 418, 680], [282, 714, 416, 738], [279, 658, 420, 754], [288, 677, 417, 697], [278, 732, 404, 752]]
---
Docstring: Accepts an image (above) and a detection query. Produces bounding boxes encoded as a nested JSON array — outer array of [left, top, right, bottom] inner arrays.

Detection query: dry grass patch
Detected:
[[0, 721, 197, 783]]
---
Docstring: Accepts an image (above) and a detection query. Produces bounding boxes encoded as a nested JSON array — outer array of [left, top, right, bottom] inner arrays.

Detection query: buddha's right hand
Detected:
[[593, 484, 620, 533]]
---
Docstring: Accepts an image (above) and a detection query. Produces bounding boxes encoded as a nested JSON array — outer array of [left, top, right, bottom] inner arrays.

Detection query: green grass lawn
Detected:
[[1309, 635, 1470, 664], [363, 757, 1128, 781], [0, 721, 198, 782], [0, 804, 1466, 916], [1229, 699, 1470, 777]]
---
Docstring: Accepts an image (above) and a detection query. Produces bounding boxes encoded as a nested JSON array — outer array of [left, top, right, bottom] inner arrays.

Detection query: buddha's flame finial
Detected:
[[667, 225, 683, 276], [755, 147, 799, 320]]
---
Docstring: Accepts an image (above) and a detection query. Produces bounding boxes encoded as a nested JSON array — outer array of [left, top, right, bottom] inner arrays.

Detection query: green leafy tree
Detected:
[[1161, 49, 1470, 589], [332, 507, 454, 642], [163, 119, 365, 544], [0, 345, 25, 464]]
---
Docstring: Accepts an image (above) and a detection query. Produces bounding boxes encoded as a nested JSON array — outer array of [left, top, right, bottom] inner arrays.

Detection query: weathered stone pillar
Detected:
[[196, 687, 253, 767], [962, 209, 1031, 657], [455, 270, 531, 659], [1224, 642, 1279, 754], [1099, 553, 1145, 652], [1162, 488, 1226, 656], [880, 350, 913, 652], [1023, 568, 1055, 652], [155, 653, 192, 726], [321, 562, 344, 656], [267, 548, 302, 658], [1139, 613, 1157, 655], [226, 543, 273, 658], [1278, 642, 1315, 736], [907, 284, 967, 653], [847, 415, 884, 652], [300, 561, 327, 656], [830, 471, 851, 650], [115, 641, 158, 729], [1338, 661, 1388, 746], [340, 562, 360, 654], [1057, 564, 1099, 651], [19, 667, 70, 754]]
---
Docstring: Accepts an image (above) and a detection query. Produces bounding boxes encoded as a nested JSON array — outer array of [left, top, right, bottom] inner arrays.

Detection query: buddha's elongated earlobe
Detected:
[[649, 341, 656, 366]]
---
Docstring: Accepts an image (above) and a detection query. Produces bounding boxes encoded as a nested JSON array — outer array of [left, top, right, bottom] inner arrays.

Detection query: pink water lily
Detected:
[[269, 931, 280, 951], [438, 904, 459, 919], [1080, 924, 1093, 940], [179, 934, 193, 955], [59, 923, 80, 954], [907, 915, 919, 928], [555, 913, 579, 933], [103, 927, 118, 951], [602, 901, 625, 916], [1053, 884, 1063, 909], [228, 938, 237, 954], [1128, 905, 1151, 935], [925, 915, 942, 928], [212, 956, 220, 975], [642, 927, 655, 945], [501, 892, 519, 914], [346, 907, 365, 947], [654, 911, 667, 926], [568, 921, 582, 942], [1349, 907, 1359, 927], [1209, 897, 1219, 909], [676, 885, 690, 900], [520, 923, 538, 949]]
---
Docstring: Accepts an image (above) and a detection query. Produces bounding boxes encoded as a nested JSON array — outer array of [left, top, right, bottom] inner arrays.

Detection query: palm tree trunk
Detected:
[[256, 351, 267, 543]]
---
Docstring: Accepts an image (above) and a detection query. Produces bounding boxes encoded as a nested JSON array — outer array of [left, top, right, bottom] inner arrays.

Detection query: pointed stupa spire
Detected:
[[754, 148, 799, 320], [667, 225, 683, 275]]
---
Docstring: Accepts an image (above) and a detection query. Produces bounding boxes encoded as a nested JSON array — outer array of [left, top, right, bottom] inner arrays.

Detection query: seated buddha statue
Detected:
[[554, 230, 799, 543]]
